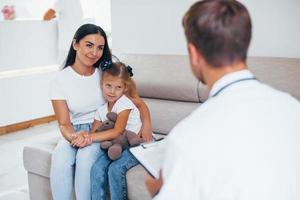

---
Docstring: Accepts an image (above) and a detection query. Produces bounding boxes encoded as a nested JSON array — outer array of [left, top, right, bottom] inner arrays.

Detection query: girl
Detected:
[[50, 23, 152, 200], [71, 62, 148, 200]]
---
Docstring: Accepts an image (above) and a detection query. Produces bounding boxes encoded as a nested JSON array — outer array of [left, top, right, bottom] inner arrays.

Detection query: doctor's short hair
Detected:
[[183, 0, 252, 67]]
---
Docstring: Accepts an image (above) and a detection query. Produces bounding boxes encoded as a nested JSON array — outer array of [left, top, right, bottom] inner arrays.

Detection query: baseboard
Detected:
[[0, 115, 57, 135]]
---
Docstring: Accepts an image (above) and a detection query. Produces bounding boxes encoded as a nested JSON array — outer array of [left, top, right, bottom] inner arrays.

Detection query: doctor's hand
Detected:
[[145, 171, 163, 197]]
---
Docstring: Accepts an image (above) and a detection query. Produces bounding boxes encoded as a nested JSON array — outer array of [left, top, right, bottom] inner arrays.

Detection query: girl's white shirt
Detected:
[[95, 95, 142, 134], [50, 66, 105, 125]]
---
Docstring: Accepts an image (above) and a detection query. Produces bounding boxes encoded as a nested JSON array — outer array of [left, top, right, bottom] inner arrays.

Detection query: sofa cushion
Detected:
[[23, 136, 60, 178], [120, 55, 300, 102], [24, 137, 152, 200], [127, 165, 152, 200], [144, 98, 199, 135], [119, 54, 209, 103], [248, 57, 300, 100], [23, 135, 157, 200]]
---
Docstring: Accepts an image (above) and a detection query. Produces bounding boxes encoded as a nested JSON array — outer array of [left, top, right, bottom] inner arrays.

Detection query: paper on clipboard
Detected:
[[129, 139, 166, 179]]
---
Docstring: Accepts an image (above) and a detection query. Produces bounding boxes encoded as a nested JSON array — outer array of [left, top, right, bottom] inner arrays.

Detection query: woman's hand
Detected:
[[138, 123, 153, 142], [71, 131, 92, 148]]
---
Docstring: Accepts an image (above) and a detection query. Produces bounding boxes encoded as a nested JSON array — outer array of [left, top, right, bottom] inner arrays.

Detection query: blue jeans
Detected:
[[50, 123, 104, 200], [91, 149, 139, 200]]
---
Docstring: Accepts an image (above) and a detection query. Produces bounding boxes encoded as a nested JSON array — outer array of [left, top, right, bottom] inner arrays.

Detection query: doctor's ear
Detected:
[[188, 43, 203, 66]]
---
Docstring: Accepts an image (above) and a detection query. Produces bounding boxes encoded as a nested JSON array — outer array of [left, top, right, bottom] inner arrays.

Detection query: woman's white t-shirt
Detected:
[[95, 95, 142, 134], [50, 66, 105, 125]]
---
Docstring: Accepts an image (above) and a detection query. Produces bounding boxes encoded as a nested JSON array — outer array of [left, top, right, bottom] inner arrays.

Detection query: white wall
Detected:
[[111, 0, 300, 58], [0, 72, 56, 126], [0, 0, 111, 32], [0, 20, 57, 70], [0, 0, 53, 20], [111, 0, 191, 55], [241, 0, 300, 58], [0, 20, 57, 126]]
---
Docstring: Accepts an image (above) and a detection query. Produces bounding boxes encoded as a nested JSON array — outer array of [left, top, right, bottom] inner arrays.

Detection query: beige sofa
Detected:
[[23, 54, 300, 200]]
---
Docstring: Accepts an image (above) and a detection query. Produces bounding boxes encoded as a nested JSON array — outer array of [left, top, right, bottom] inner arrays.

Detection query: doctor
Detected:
[[147, 0, 300, 199]]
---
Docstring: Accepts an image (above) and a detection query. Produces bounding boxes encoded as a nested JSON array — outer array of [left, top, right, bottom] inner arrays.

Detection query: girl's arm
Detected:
[[89, 109, 131, 142], [51, 100, 80, 142], [90, 119, 102, 133], [132, 97, 153, 142]]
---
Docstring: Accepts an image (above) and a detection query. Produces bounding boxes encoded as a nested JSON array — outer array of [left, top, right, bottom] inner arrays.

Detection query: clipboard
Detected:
[[129, 139, 166, 179]]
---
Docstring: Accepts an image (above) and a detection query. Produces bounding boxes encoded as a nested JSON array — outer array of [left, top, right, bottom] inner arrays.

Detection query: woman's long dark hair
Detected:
[[63, 24, 112, 69]]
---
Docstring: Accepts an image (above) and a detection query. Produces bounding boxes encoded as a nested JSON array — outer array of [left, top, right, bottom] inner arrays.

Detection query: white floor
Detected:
[[0, 122, 59, 200]]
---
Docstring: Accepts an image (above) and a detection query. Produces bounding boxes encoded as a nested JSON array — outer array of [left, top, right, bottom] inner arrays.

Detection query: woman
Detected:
[[50, 24, 152, 200]]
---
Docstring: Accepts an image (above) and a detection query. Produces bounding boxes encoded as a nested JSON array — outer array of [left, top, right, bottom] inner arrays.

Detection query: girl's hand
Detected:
[[78, 133, 93, 148], [138, 123, 153, 142]]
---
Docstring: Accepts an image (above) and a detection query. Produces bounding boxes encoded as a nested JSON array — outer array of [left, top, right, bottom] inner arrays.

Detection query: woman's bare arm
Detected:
[[51, 100, 76, 142]]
